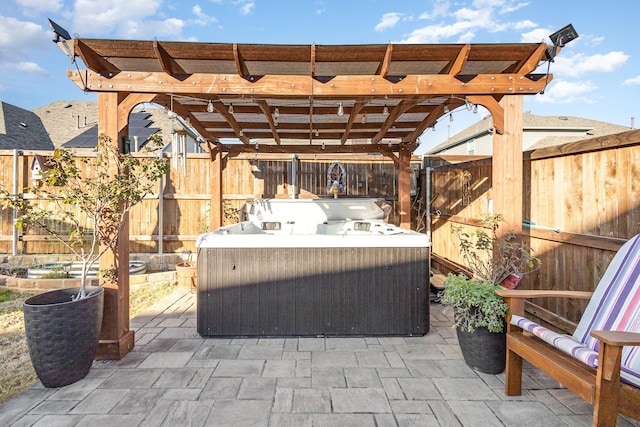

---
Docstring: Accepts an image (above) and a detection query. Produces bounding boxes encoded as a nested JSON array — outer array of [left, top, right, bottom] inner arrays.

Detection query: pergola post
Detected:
[[398, 144, 412, 229], [96, 92, 155, 360], [210, 149, 223, 230], [492, 95, 523, 239], [96, 92, 134, 359]]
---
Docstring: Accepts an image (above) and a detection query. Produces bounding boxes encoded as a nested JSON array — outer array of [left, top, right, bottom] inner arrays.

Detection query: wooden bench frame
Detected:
[[496, 289, 640, 426]]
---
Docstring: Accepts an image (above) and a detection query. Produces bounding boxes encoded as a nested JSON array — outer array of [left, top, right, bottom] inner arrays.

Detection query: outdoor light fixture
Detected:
[[546, 23, 579, 61], [383, 105, 389, 115], [322, 142, 326, 150], [337, 102, 344, 116], [550, 23, 579, 48], [274, 107, 280, 117], [47, 18, 75, 62], [207, 100, 214, 113], [541, 23, 579, 94], [449, 114, 454, 122], [47, 18, 71, 42], [473, 104, 478, 114], [443, 105, 449, 114], [228, 103, 234, 114], [465, 99, 472, 111], [315, 129, 319, 137], [255, 142, 259, 149]]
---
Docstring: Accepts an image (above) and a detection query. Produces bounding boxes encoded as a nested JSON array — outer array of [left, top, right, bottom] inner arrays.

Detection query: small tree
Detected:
[[0, 133, 169, 300], [451, 214, 541, 287]]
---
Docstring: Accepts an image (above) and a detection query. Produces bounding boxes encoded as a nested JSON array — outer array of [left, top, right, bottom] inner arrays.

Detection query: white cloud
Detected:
[[520, 27, 553, 43], [399, 0, 527, 43], [552, 51, 629, 77], [120, 18, 185, 39], [16, 0, 63, 14], [0, 16, 51, 76], [498, 1, 529, 14], [400, 1, 549, 43], [536, 79, 597, 104], [73, 0, 163, 36], [0, 16, 54, 76], [623, 76, 640, 85], [0, 60, 48, 77], [513, 19, 536, 30], [13, 61, 49, 76], [0, 17, 50, 53], [240, 2, 255, 15], [193, 5, 218, 25], [375, 12, 403, 32]]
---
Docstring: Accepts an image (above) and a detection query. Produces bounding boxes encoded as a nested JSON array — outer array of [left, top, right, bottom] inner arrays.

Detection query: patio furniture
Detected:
[[496, 234, 640, 426]]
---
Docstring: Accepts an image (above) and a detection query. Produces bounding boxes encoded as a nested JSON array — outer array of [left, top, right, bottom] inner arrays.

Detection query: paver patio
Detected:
[[2, 289, 639, 426]]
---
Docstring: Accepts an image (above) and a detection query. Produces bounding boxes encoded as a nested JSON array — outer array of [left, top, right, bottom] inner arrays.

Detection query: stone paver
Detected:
[[3, 289, 640, 427]]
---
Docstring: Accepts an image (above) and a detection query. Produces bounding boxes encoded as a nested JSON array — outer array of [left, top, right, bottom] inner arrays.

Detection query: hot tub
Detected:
[[196, 198, 430, 337]]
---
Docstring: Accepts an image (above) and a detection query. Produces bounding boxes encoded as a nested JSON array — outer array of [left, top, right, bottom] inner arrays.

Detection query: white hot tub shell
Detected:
[[196, 198, 430, 337]]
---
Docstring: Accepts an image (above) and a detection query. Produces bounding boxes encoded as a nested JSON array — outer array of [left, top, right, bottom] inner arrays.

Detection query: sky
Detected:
[[0, 0, 638, 153]]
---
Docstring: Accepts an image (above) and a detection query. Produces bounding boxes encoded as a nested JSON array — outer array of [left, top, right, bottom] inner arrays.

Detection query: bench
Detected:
[[496, 234, 640, 426]]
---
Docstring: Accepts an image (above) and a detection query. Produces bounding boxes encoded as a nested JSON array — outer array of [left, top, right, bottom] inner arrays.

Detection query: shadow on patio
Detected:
[[1, 289, 639, 426]]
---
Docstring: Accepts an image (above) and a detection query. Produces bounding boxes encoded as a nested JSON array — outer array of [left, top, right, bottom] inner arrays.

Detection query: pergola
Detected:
[[56, 36, 556, 359]]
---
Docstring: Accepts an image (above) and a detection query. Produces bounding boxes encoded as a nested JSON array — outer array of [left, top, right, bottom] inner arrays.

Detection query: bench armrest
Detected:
[[591, 330, 640, 346], [496, 289, 593, 299], [496, 289, 593, 325]]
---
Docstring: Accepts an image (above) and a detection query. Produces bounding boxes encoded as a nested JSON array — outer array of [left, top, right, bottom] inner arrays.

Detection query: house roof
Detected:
[[427, 113, 632, 153], [0, 101, 54, 150], [32, 101, 176, 150], [32, 101, 98, 148]]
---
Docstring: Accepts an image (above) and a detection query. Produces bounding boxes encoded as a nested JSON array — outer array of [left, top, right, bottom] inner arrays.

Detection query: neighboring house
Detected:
[[0, 101, 54, 150], [32, 101, 205, 154], [427, 113, 632, 155]]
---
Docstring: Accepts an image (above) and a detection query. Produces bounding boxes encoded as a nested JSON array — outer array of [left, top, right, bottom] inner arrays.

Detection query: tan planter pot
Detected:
[[176, 262, 197, 290]]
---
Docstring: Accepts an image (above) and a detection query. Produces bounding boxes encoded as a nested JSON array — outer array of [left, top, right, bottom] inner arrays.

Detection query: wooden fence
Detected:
[[426, 128, 640, 329], [0, 151, 419, 255]]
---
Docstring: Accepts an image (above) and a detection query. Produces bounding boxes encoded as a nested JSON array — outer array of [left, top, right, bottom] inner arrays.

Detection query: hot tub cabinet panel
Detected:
[[197, 246, 429, 337]]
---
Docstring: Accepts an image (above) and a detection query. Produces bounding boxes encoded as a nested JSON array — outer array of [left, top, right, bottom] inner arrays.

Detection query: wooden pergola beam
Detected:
[[75, 40, 120, 76], [377, 43, 393, 77], [446, 44, 471, 76], [210, 97, 250, 144], [233, 43, 250, 78], [372, 97, 425, 143], [341, 99, 369, 144], [467, 95, 504, 134], [69, 71, 549, 96], [154, 41, 186, 76], [404, 104, 443, 142], [514, 43, 549, 75], [255, 100, 281, 144], [225, 143, 400, 155]]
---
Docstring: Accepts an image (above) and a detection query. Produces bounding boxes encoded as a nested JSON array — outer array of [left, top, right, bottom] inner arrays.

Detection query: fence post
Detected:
[[12, 149, 20, 256]]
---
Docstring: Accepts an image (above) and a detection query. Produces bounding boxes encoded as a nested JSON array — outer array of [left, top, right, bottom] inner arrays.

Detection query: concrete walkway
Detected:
[[2, 290, 639, 427]]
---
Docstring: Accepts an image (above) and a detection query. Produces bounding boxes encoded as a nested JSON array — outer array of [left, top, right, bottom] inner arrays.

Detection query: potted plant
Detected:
[[441, 214, 540, 374], [0, 133, 168, 388]]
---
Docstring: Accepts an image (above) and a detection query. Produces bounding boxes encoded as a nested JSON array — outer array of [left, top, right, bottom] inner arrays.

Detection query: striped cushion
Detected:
[[511, 315, 599, 367], [571, 234, 640, 387]]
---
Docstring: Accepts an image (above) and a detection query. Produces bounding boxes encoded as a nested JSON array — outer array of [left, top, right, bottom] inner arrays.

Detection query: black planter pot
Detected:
[[23, 286, 104, 388], [456, 326, 506, 374]]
